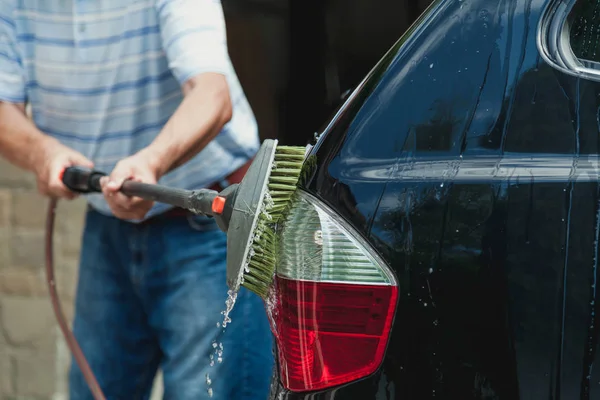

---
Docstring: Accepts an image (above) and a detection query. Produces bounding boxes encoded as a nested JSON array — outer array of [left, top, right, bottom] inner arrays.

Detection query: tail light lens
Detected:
[[268, 191, 398, 392]]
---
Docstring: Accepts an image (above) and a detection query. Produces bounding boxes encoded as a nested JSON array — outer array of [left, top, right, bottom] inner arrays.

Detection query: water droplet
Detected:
[[314, 230, 323, 246], [221, 290, 238, 328]]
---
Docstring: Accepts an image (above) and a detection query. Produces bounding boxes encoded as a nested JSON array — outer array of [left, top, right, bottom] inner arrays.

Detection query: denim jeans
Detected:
[[68, 208, 275, 400]]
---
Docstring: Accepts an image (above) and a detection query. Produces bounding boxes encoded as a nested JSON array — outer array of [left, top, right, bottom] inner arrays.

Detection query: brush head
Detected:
[[225, 139, 307, 298], [225, 139, 278, 294]]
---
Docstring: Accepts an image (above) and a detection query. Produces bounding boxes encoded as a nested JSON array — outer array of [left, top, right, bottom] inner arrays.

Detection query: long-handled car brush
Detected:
[[44, 139, 307, 400], [61, 138, 306, 297]]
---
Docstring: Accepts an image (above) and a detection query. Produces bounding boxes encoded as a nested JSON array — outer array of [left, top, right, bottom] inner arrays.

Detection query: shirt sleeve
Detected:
[[156, 0, 231, 86], [0, 3, 25, 103]]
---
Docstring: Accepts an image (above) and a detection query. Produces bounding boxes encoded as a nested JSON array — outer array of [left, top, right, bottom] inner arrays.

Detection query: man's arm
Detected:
[[141, 0, 235, 177], [139, 71, 233, 177], [0, 102, 50, 172], [101, 0, 238, 219], [0, 6, 93, 199], [0, 102, 94, 199], [0, 4, 34, 170]]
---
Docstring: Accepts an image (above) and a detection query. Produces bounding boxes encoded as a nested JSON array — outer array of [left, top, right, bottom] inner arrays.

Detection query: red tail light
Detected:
[[268, 192, 399, 392]]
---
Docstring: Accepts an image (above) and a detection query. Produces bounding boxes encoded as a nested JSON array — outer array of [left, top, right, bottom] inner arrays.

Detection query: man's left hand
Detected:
[[100, 152, 160, 220]]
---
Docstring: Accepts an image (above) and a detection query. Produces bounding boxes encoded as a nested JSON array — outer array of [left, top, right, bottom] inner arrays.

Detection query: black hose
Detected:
[[45, 198, 106, 400]]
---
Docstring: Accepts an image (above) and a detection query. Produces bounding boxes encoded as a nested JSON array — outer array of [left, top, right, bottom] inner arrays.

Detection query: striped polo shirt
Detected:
[[0, 0, 260, 220]]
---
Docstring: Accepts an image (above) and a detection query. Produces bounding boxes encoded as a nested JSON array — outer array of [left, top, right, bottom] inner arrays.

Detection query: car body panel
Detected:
[[271, 0, 600, 398]]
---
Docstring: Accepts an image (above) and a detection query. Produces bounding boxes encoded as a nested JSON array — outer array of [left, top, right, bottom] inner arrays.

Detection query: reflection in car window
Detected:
[[569, 0, 600, 63]]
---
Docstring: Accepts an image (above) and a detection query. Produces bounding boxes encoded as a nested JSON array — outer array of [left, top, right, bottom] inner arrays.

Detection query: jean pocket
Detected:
[[186, 214, 220, 232]]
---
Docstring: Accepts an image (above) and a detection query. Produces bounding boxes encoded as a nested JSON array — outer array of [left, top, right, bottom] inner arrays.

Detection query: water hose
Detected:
[[45, 198, 107, 400], [44, 170, 227, 400], [43, 168, 237, 400]]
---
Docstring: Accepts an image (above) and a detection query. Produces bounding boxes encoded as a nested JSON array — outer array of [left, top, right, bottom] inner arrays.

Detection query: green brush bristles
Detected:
[[267, 146, 306, 221], [241, 145, 306, 298]]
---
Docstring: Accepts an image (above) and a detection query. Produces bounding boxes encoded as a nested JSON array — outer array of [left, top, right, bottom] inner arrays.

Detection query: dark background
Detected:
[[222, 0, 434, 146]]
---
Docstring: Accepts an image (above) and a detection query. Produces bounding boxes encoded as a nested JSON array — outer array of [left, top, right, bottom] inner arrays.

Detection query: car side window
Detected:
[[569, 0, 600, 64], [539, 0, 600, 80]]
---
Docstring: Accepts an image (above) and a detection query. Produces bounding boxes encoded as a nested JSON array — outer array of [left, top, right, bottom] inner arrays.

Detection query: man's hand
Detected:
[[100, 152, 160, 220], [33, 138, 94, 200]]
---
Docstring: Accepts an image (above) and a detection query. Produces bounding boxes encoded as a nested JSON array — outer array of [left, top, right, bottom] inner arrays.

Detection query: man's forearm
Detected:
[[141, 72, 233, 177], [0, 102, 55, 172]]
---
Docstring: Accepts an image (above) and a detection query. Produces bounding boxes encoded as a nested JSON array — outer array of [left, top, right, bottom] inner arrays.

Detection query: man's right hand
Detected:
[[32, 138, 94, 200]]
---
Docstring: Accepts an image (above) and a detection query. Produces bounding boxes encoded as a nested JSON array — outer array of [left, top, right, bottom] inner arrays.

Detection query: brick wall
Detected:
[[0, 158, 162, 399]]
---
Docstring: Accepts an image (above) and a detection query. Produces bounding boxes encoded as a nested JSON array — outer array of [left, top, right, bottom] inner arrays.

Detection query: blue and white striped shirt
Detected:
[[0, 0, 260, 219]]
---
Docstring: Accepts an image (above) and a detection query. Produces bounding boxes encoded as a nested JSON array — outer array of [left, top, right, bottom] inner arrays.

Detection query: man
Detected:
[[0, 1, 274, 399]]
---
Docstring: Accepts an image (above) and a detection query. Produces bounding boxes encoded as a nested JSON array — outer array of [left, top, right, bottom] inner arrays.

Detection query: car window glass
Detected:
[[569, 0, 600, 64]]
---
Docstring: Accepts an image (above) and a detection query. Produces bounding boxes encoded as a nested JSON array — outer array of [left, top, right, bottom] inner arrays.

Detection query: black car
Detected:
[[265, 0, 600, 398]]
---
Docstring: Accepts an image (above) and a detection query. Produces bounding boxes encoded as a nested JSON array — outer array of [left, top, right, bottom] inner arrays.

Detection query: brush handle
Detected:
[[121, 180, 194, 208], [60, 166, 105, 194], [61, 166, 217, 215]]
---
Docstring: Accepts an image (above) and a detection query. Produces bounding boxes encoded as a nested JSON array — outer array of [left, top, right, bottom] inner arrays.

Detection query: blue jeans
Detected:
[[68, 208, 275, 400]]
